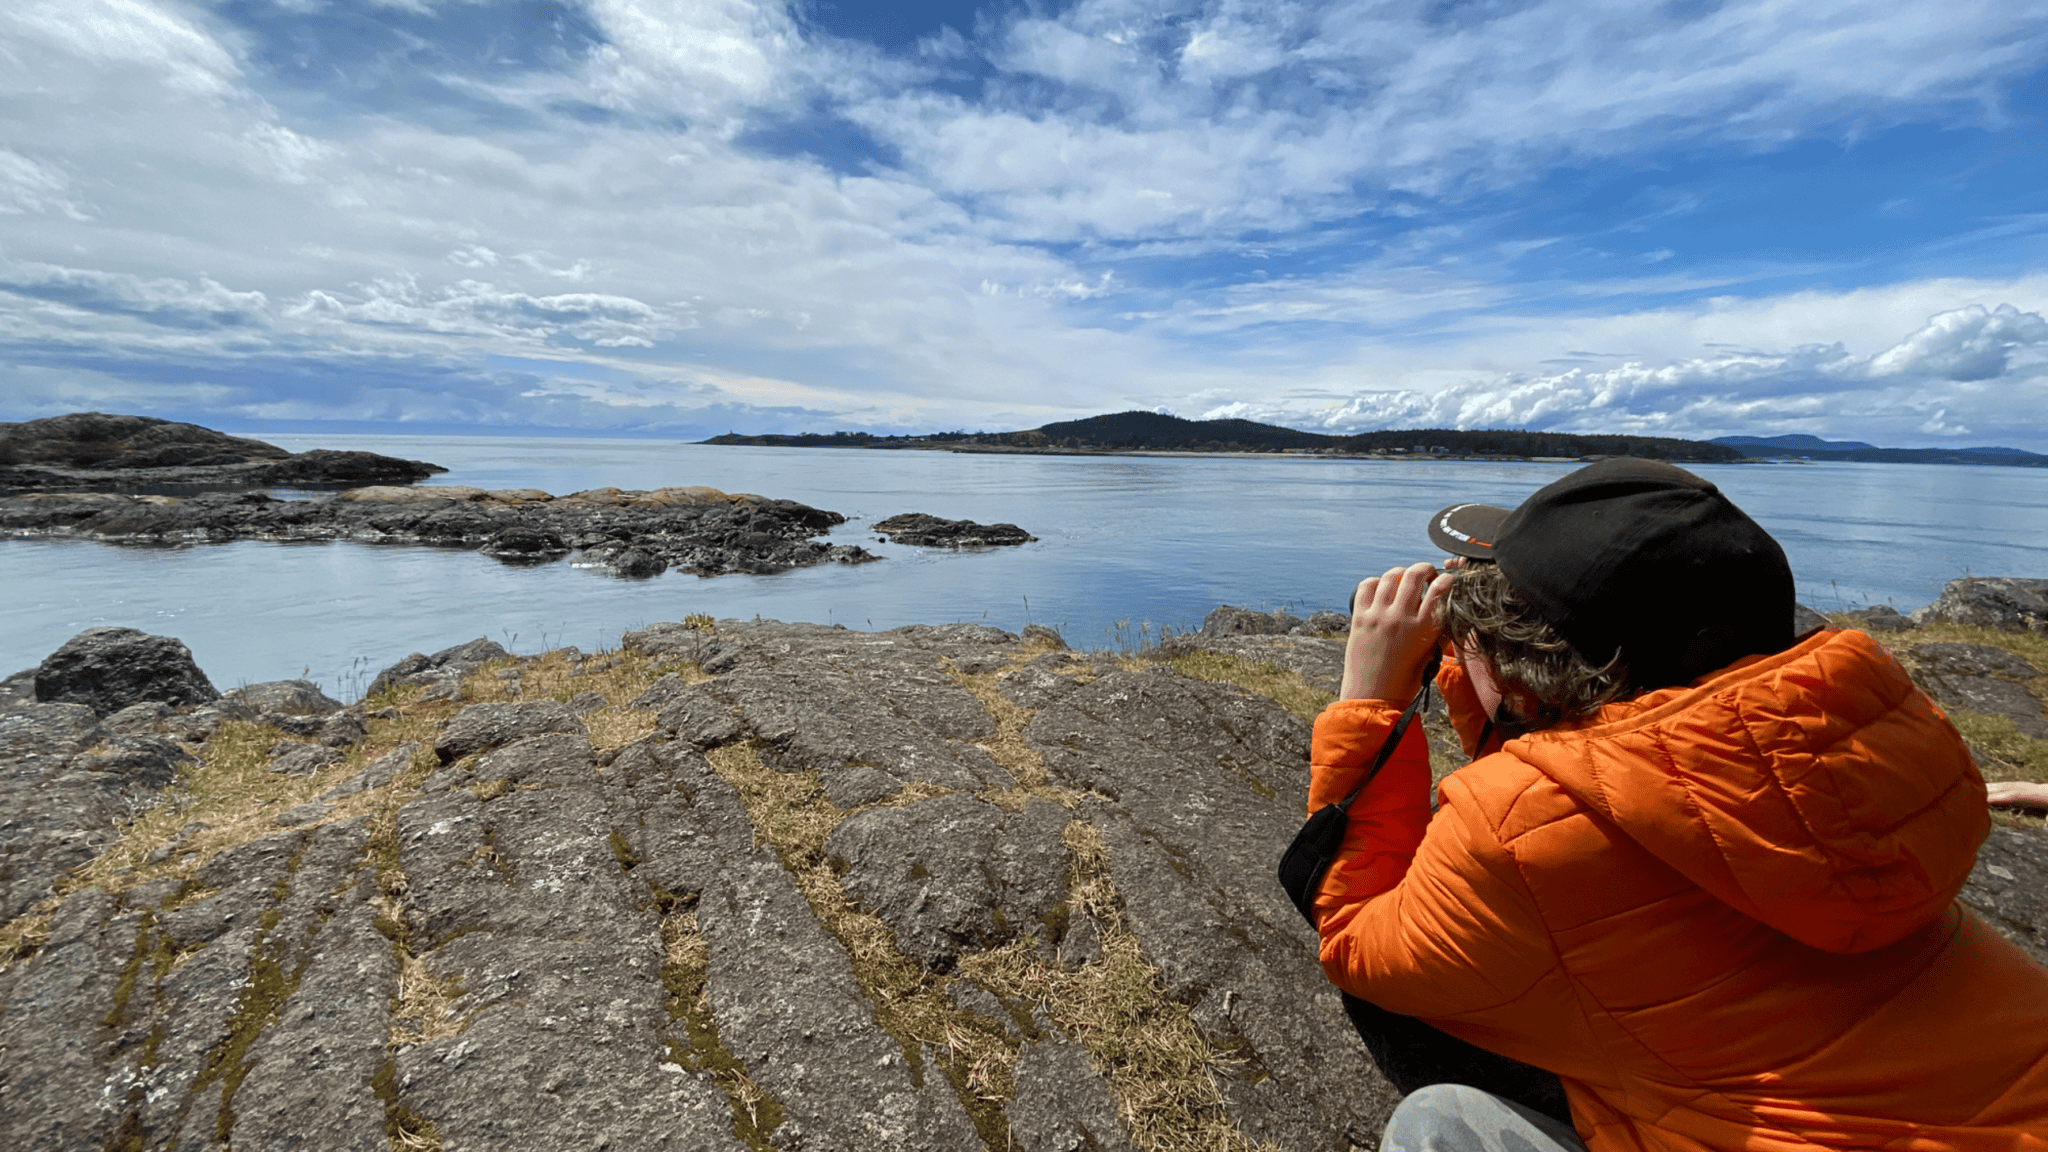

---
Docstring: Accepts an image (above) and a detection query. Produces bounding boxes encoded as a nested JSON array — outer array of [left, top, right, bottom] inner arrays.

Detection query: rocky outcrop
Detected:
[[32, 627, 220, 717], [0, 484, 879, 579], [1912, 577, 2048, 634], [1202, 605, 1348, 637], [1, 615, 2043, 1152], [1907, 643, 2048, 740], [872, 512, 1036, 547], [0, 412, 444, 492]]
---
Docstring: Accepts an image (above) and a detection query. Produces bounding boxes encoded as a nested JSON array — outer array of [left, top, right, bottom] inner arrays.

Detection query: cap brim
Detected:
[[1428, 503, 1509, 559]]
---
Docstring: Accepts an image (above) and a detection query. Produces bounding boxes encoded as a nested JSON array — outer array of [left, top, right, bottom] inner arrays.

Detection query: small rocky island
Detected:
[[0, 483, 881, 578], [0, 412, 445, 493], [0, 579, 2041, 1151], [0, 413, 1039, 578]]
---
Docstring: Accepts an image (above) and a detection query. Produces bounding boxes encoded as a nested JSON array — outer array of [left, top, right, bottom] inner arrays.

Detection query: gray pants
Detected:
[[1383, 1084, 1589, 1152]]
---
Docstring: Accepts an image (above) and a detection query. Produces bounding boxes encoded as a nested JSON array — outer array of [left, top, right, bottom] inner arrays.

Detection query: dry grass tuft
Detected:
[[946, 662, 1086, 811], [957, 821, 1278, 1152], [388, 952, 471, 1047], [456, 647, 665, 755], [1151, 650, 1334, 724]]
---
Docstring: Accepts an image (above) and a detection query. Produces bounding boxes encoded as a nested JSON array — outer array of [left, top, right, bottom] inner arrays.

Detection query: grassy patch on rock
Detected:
[[657, 899, 784, 1151], [957, 821, 1279, 1152], [1150, 649, 1334, 725], [703, 741, 1024, 1147]]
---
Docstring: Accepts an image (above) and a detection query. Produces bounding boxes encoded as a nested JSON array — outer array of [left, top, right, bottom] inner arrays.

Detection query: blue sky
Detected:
[[2, 0, 2045, 447]]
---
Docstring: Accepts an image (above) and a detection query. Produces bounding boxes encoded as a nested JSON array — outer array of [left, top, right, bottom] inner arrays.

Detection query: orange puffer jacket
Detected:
[[1311, 627, 2048, 1152]]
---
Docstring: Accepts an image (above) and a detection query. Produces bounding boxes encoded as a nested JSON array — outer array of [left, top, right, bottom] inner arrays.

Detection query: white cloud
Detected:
[[1, 0, 239, 97], [1194, 303, 2048, 446], [0, 149, 89, 219], [1867, 303, 2048, 382], [850, 0, 2048, 241]]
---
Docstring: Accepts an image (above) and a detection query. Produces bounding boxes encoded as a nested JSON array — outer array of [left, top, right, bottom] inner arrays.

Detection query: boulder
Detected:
[[366, 637, 511, 697], [219, 679, 344, 718], [1834, 604, 1914, 632], [434, 701, 588, 763], [1911, 577, 2048, 634], [31, 627, 220, 717], [1202, 605, 1305, 637], [479, 526, 572, 563]]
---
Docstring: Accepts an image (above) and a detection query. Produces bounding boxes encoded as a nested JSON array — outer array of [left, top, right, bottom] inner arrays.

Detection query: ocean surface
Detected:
[[4, 435, 2044, 701]]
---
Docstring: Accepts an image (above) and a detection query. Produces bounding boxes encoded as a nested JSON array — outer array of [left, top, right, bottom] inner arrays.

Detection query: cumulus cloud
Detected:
[[1867, 304, 2048, 382], [1195, 304, 2048, 445]]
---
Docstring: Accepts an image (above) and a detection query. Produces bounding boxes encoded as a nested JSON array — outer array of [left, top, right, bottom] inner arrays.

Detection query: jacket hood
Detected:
[[1508, 628, 1988, 953]]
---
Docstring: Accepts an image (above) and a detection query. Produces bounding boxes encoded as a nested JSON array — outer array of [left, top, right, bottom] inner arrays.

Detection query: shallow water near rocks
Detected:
[[4, 435, 2044, 697]]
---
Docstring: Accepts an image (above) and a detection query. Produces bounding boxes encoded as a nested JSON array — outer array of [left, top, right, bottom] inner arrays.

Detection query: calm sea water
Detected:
[[4, 436, 2043, 700]]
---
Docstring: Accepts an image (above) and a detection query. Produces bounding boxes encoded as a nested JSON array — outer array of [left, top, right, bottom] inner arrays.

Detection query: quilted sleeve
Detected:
[[1310, 701, 1557, 1017]]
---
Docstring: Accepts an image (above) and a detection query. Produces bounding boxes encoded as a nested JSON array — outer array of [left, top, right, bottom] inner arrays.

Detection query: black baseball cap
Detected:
[[1428, 458, 1794, 690]]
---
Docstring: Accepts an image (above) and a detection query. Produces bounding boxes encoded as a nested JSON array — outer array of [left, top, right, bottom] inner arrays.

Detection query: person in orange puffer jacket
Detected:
[[1308, 458, 2048, 1152]]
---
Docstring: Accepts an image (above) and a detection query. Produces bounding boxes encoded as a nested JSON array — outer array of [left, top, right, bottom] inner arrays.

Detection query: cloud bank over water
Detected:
[[1, 0, 2044, 447]]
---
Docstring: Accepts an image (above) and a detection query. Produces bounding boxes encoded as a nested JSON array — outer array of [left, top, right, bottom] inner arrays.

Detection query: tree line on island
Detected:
[[703, 410, 1745, 463]]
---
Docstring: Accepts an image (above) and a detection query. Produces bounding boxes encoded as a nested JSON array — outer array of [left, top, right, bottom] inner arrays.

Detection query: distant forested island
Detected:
[[704, 411, 1743, 462], [705, 412, 2048, 468]]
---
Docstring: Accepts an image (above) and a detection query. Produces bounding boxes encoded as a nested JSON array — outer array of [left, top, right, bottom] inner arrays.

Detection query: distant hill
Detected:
[[705, 411, 1740, 462], [1711, 434, 2046, 467], [1714, 434, 1880, 453]]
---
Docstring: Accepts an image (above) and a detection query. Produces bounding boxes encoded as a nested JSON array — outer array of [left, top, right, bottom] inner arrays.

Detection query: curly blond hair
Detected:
[[1438, 561, 1627, 728]]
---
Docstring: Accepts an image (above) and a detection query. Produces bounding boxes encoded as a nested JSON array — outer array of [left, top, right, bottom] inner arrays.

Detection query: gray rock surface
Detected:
[[220, 678, 344, 718], [434, 701, 588, 763], [827, 795, 1071, 967], [0, 702, 186, 920], [1009, 1035, 1136, 1152], [1907, 642, 2048, 739], [32, 627, 220, 717], [1912, 576, 2048, 633], [2, 613, 2043, 1152]]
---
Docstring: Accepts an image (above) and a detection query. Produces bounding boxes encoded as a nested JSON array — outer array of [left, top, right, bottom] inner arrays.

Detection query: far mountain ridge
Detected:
[[1710, 433, 2045, 466]]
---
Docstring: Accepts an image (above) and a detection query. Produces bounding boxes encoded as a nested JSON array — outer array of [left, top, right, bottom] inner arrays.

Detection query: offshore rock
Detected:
[[32, 627, 220, 717], [1912, 577, 2048, 633], [0, 411, 442, 492], [872, 512, 1035, 547], [0, 484, 881, 580]]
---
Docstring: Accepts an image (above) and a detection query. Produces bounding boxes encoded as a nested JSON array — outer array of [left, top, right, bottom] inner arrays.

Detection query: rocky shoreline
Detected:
[[0, 412, 444, 494], [0, 485, 884, 579], [0, 585, 2041, 1151], [0, 486, 1038, 579]]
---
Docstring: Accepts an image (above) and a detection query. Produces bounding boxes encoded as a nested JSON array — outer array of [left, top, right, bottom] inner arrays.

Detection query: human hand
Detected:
[[1339, 561, 1455, 703], [1986, 781, 2048, 811]]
